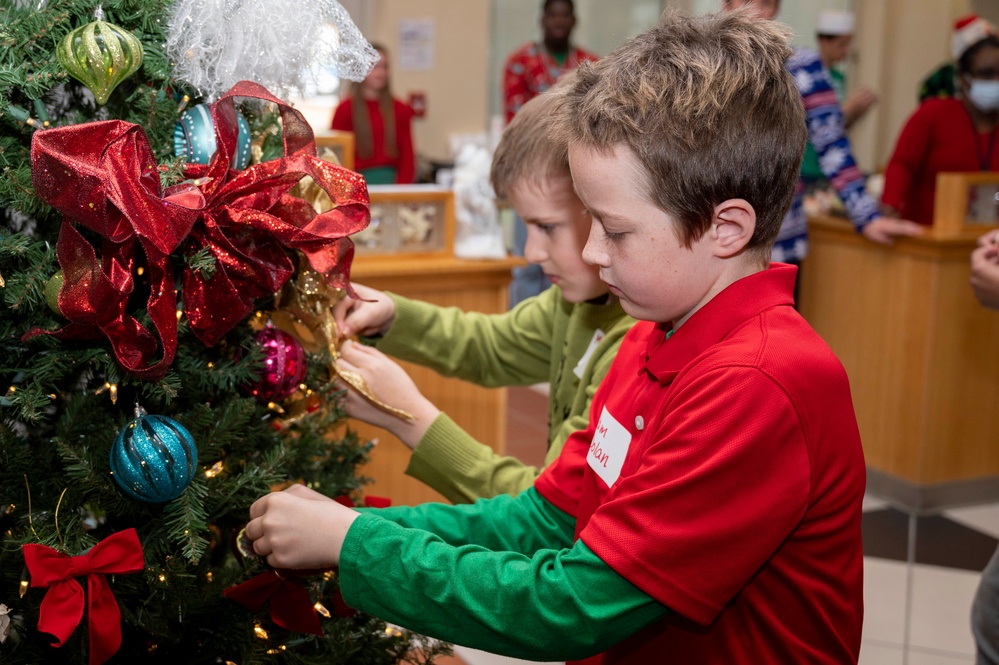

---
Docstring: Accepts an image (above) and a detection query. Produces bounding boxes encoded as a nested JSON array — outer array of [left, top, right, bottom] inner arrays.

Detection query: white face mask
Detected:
[[967, 78, 999, 112]]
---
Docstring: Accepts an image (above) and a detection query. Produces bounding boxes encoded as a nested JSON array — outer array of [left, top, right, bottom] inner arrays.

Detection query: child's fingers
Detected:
[[331, 295, 358, 334], [244, 515, 265, 543], [340, 339, 383, 365], [284, 483, 334, 502]]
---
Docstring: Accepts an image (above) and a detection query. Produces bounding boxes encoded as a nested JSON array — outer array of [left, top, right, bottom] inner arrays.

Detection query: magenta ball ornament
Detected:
[[248, 327, 307, 403]]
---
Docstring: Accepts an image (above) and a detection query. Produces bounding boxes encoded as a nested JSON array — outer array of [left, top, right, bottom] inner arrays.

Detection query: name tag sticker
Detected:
[[588, 406, 631, 486], [573, 329, 606, 379]]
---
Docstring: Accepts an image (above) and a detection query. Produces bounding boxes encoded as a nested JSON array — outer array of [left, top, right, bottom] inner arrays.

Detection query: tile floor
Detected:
[[445, 386, 999, 665]]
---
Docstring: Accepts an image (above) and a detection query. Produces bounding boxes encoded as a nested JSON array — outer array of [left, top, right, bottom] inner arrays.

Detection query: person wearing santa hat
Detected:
[[920, 14, 996, 101], [882, 15, 999, 225]]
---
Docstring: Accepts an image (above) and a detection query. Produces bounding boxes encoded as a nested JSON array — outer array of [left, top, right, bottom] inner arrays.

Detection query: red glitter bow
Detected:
[[21, 528, 145, 665], [223, 569, 324, 635], [27, 80, 369, 380]]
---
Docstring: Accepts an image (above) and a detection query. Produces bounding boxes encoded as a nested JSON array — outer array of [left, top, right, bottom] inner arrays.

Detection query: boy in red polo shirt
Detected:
[[246, 9, 866, 663]]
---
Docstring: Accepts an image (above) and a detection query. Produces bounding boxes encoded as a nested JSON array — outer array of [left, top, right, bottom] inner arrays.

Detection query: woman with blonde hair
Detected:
[[331, 44, 416, 184]]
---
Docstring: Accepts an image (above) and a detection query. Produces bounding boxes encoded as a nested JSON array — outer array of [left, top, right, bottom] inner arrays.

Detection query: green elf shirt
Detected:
[[371, 286, 634, 503]]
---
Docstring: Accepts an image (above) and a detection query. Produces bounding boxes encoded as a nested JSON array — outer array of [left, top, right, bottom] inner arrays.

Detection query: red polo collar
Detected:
[[641, 263, 798, 383]]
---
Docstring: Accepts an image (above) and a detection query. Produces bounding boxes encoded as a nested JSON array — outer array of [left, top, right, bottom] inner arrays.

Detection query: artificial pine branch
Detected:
[[163, 478, 209, 563]]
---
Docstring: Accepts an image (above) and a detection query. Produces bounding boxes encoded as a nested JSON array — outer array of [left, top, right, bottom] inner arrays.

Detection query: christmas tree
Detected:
[[0, 1, 449, 663]]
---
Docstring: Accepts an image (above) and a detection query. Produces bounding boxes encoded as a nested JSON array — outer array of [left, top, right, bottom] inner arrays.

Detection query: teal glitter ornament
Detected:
[[174, 103, 252, 170], [110, 406, 198, 502]]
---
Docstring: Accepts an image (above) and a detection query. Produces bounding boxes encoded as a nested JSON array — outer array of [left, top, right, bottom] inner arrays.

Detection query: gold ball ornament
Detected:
[[56, 19, 144, 105]]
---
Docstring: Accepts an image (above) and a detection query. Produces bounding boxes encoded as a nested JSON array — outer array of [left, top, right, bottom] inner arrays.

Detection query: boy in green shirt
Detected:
[[330, 85, 634, 504]]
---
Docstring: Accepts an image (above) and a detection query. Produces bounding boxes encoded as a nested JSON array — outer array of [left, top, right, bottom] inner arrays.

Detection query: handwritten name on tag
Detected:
[[588, 406, 631, 486]]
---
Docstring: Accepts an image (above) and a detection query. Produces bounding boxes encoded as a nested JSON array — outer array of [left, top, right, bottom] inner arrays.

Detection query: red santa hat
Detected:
[[952, 14, 996, 60]]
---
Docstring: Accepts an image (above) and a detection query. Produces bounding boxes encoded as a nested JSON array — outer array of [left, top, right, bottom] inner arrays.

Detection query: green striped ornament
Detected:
[[56, 19, 143, 106]]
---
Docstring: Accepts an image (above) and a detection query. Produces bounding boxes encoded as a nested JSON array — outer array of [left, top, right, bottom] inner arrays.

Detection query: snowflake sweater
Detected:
[[776, 48, 881, 262]]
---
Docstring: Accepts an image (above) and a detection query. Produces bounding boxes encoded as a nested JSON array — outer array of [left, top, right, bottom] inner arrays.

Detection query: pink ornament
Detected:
[[249, 327, 307, 403]]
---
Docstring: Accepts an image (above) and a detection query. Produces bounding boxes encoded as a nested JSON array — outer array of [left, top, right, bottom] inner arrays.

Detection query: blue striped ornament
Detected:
[[173, 102, 252, 170], [110, 411, 198, 502]]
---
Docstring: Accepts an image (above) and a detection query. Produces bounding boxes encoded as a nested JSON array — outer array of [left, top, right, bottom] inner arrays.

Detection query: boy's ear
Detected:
[[710, 199, 757, 258]]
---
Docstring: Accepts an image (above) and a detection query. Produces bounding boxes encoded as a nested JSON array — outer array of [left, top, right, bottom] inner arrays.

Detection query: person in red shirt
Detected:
[[331, 44, 415, 184], [882, 20, 999, 225], [247, 10, 866, 663], [502, 0, 597, 124]]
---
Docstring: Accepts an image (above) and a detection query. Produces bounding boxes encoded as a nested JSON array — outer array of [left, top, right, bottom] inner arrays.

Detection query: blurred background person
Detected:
[[502, 0, 598, 307], [502, 0, 597, 123], [920, 15, 995, 102], [882, 19, 999, 225], [800, 10, 878, 186], [332, 44, 416, 185]]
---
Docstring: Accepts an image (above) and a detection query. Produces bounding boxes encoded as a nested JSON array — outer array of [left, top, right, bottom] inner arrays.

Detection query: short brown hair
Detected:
[[490, 82, 572, 200], [551, 9, 805, 260]]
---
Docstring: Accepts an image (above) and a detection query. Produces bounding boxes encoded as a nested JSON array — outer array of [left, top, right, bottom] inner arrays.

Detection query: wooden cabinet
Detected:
[[343, 255, 524, 506], [800, 214, 999, 508]]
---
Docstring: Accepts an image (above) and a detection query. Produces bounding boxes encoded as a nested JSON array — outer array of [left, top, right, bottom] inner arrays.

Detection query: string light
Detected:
[[205, 571, 213, 582], [253, 623, 269, 640], [94, 382, 118, 404], [157, 573, 167, 583], [19, 579, 29, 598], [313, 602, 330, 618], [384, 625, 403, 637], [204, 461, 223, 479], [266, 645, 287, 654]]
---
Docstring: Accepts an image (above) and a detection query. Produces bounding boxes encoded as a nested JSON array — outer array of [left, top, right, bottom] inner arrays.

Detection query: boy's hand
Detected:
[[971, 240, 999, 310], [977, 230, 999, 250], [245, 484, 359, 568], [338, 340, 439, 448], [332, 283, 397, 339], [861, 216, 924, 245]]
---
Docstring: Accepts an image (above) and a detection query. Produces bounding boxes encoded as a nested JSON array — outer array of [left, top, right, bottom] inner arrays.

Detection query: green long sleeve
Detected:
[[375, 288, 633, 503], [340, 489, 669, 661], [374, 290, 559, 387], [361, 487, 574, 553], [404, 413, 543, 504]]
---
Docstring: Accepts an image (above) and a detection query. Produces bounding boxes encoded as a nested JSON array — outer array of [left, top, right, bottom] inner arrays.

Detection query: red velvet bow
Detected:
[[21, 528, 145, 665], [223, 569, 324, 635], [27, 80, 369, 380]]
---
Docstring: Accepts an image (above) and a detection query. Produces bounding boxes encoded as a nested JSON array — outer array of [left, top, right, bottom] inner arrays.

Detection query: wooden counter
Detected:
[[800, 215, 999, 508], [343, 255, 525, 506]]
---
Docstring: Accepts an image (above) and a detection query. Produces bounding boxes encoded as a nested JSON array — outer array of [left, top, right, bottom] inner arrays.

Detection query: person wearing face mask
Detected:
[[882, 16, 999, 226]]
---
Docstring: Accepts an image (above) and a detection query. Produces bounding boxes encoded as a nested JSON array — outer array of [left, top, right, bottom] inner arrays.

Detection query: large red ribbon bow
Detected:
[[27, 80, 369, 380], [224, 569, 324, 635], [21, 528, 145, 665]]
